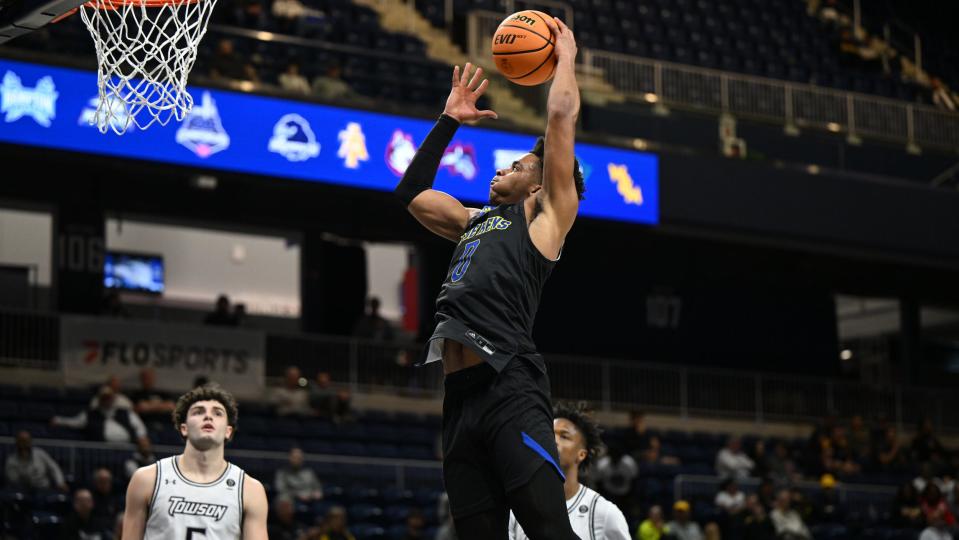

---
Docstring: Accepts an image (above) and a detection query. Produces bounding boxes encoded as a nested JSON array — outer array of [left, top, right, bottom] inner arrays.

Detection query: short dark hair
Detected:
[[173, 384, 239, 440], [553, 401, 604, 472], [530, 136, 586, 200]]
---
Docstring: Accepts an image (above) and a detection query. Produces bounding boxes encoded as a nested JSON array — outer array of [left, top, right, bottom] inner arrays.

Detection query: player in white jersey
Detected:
[[121, 384, 268, 539], [509, 403, 631, 540]]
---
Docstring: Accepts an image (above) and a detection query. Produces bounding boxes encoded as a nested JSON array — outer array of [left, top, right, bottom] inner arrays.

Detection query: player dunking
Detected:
[[509, 403, 631, 540], [394, 17, 583, 540], [122, 384, 268, 539]]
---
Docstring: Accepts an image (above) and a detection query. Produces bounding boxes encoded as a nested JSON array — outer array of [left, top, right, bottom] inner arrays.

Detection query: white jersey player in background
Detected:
[[122, 384, 268, 539], [509, 402, 631, 540]]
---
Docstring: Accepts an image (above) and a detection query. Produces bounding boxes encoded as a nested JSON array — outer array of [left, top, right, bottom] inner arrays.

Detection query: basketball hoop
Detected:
[[78, 0, 218, 134]]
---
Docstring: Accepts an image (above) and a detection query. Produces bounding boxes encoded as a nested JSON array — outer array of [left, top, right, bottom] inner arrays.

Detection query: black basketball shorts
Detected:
[[441, 356, 565, 519]]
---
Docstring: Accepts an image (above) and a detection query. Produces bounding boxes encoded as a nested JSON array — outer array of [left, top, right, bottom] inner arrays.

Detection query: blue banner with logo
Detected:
[[0, 58, 658, 225]]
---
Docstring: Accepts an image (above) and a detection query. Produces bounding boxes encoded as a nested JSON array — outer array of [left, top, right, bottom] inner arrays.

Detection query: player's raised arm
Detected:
[[242, 475, 269, 540], [539, 17, 581, 236], [121, 464, 157, 540], [395, 63, 497, 243]]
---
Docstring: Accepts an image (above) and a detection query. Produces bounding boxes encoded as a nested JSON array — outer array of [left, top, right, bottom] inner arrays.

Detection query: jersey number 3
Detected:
[[451, 240, 480, 283], [186, 528, 206, 539]]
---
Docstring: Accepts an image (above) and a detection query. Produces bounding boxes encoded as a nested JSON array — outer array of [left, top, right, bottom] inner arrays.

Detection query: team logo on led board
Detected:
[[440, 142, 478, 180], [268, 113, 321, 162], [1, 71, 57, 127], [337, 121, 369, 169], [176, 92, 231, 158], [608, 163, 643, 205], [385, 129, 417, 176]]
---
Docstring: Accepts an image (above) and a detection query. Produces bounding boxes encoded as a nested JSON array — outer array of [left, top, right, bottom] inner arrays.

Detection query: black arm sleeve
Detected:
[[393, 114, 460, 206]]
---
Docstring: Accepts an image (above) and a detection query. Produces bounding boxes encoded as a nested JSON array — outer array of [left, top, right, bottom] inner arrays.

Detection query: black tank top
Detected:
[[424, 201, 557, 373]]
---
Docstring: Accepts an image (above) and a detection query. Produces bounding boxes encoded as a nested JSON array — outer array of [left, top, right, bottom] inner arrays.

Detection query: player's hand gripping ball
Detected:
[[492, 10, 557, 86]]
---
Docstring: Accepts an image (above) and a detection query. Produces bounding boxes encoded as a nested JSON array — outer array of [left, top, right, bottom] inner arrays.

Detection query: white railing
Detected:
[[467, 11, 959, 151], [673, 474, 897, 508], [3, 308, 959, 434], [0, 436, 441, 490]]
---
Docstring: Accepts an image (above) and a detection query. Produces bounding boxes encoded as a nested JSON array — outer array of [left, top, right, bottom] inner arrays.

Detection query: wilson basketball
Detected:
[[491, 10, 557, 86]]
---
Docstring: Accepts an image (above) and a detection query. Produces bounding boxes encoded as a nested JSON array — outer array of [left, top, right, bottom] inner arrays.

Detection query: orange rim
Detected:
[[84, 0, 201, 8]]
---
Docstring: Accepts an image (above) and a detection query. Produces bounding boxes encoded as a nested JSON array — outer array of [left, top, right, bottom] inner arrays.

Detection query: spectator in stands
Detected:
[[435, 492, 457, 540], [757, 478, 777, 510], [275, 447, 323, 502], [230, 0, 264, 28], [716, 437, 754, 480], [270, 0, 305, 33], [273, 366, 312, 416], [917, 463, 939, 493], [60, 488, 110, 540], [806, 416, 836, 471], [818, 443, 860, 478], [124, 436, 157, 479], [319, 505, 355, 540], [848, 414, 871, 463], [310, 371, 352, 423], [4, 430, 67, 492], [770, 489, 812, 540], [871, 415, 891, 447], [204, 294, 236, 326], [704, 522, 722, 540], [876, 426, 908, 472], [637, 505, 667, 540], [624, 410, 652, 461], [594, 444, 639, 512], [932, 78, 957, 112], [828, 424, 862, 475], [813, 474, 844, 524], [271, 0, 305, 22], [893, 482, 925, 529], [53, 385, 148, 443], [89, 375, 134, 410], [312, 63, 352, 102], [131, 367, 176, 430], [90, 467, 120, 533], [790, 487, 815, 525], [913, 418, 946, 465], [941, 472, 957, 506], [667, 500, 704, 540], [233, 303, 249, 328], [352, 296, 395, 342], [642, 435, 681, 466], [268, 495, 304, 540], [402, 509, 426, 540], [751, 440, 769, 479], [922, 484, 957, 528], [210, 39, 258, 83], [951, 484, 959, 525], [744, 495, 776, 540], [764, 442, 799, 486], [920, 508, 954, 540], [715, 478, 747, 516], [100, 289, 130, 318], [280, 63, 311, 95]]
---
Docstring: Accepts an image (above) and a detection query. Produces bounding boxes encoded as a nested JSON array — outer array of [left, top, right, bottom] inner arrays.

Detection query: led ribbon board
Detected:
[[0, 58, 659, 224]]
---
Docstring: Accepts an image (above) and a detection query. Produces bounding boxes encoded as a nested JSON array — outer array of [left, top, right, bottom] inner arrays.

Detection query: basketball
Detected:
[[491, 10, 557, 86]]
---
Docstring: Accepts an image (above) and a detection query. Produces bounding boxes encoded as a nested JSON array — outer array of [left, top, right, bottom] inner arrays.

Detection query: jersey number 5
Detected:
[[451, 240, 480, 283], [186, 528, 206, 539]]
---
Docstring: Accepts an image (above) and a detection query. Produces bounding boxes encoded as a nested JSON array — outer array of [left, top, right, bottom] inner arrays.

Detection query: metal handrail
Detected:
[[465, 10, 959, 152], [3, 308, 959, 433]]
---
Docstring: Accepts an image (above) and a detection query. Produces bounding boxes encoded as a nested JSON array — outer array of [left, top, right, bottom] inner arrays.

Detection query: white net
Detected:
[[79, 0, 218, 135]]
